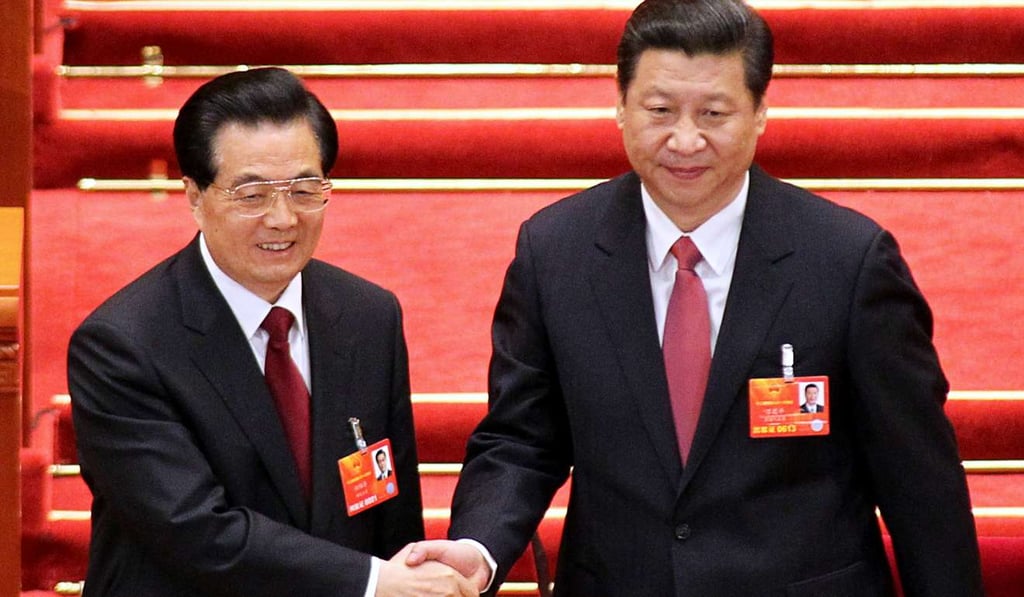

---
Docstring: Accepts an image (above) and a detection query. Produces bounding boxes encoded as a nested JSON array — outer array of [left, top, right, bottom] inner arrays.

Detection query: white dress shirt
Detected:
[[200, 235, 388, 596], [642, 172, 749, 354], [463, 174, 750, 590], [198, 233, 311, 390]]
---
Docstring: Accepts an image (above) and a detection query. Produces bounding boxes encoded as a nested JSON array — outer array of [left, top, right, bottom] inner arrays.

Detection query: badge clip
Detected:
[[348, 417, 368, 453], [781, 344, 794, 382]]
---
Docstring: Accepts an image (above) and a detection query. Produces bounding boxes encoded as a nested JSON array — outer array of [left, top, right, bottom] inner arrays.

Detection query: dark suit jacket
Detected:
[[800, 403, 824, 413], [68, 236, 423, 597], [449, 168, 982, 597]]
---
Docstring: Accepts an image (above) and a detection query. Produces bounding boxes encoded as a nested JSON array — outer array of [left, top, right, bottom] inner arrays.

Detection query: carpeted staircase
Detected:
[[23, 1, 1024, 595]]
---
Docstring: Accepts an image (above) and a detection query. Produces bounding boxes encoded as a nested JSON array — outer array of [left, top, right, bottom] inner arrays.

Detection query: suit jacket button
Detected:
[[674, 524, 691, 540]]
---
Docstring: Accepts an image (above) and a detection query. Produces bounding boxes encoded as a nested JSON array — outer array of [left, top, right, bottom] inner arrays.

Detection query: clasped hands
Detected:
[[376, 540, 491, 597]]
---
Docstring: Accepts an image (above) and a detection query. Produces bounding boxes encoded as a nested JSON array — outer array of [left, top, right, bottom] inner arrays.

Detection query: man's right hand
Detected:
[[404, 540, 492, 591], [375, 544, 479, 597]]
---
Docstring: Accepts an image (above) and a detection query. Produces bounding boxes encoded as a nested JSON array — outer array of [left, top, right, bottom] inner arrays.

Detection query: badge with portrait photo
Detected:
[[338, 438, 399, 516], [748, 376, 829, 438]]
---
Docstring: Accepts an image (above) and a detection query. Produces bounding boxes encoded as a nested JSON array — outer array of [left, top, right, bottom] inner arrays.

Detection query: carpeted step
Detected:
[[947, 395, 1024, 461], [26, 188, 1024, 412], [53, 74, 1024, 113], [883, 535, 1024, 597], [32, 112, 1024, 188], [26, 395, 1024, 592], [57, 4, 1024, 66], [41, 392, 1024, 501], [21, 518, 90, 593], [37, 67, 1024, 187], [44, 398, 1024, 514], [27, 474, 1024, 594], [25, 473, 568, 592], [32, 460, 1024, 593]]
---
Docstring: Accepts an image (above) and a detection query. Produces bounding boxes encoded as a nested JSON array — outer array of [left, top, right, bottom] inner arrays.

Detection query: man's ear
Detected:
[[183, 177, 201, 209], [183, 177, 204, 228], [754, 99, 768, 137], [615, 94, 627, 130]]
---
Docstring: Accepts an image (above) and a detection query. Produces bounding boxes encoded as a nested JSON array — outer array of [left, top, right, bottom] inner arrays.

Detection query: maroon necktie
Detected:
[[662, 237, 711, 466], [261, 307, 311, 498]]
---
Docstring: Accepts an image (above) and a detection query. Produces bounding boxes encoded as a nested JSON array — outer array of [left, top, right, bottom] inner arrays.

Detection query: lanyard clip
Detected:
[[781, 344, 795, 382], [348, 417, 368, 453]]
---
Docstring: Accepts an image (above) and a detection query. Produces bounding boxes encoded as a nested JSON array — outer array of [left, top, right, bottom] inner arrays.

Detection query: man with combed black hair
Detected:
[[69, 67, 476, 597], [801, 383, 824, 413], [406, 1, 983, 595]]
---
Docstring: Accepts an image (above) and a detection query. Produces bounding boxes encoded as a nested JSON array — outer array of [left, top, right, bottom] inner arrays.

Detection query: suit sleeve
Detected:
[[846, 229, 983, 596], [68, 316, 375, 597], [448, 221, 573, 584]]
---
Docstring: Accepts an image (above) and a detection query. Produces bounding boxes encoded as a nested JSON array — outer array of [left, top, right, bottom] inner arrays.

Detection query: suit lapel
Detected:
[[678, 168, 796, 490], [302, 264, 356, 535], [588, 174, 684, 485], [175, 238, 311, 528]]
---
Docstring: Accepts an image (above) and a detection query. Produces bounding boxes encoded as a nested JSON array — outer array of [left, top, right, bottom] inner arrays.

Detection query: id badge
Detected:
[[749, 376, 829, 438], [338, 438, 399, 516]]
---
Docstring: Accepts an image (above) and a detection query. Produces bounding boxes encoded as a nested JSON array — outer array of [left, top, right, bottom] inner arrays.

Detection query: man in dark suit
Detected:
[[376, 448, 394, 480], [68, 68, 476, 597], [800, 383, 824, 413], [406, 1, 983, 595]]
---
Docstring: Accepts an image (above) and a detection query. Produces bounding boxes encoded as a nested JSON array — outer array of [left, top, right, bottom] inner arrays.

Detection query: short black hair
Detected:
[[616, 0, 774, 106], [173, 67, 338, 189]]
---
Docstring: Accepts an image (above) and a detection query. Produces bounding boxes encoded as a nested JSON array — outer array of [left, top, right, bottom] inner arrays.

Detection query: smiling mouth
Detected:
[[664, 166, 708, 179], [258, 242, 294, 251]]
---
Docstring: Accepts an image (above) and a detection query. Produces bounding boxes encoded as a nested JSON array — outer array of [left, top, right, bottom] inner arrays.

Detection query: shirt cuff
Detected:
[[364, 556, 382, 597], [455, 538, 498, 593]]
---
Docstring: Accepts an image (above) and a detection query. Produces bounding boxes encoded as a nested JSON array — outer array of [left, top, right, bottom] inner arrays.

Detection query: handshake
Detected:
[[377, 540, 493, 597]]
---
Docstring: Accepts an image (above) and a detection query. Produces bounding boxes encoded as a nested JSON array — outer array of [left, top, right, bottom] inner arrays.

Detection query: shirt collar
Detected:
[[642, 171, 749, 275], [198, 232, 307, 341]]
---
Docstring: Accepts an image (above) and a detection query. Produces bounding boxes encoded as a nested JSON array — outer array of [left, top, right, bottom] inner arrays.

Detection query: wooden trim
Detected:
[[0, 0, 26, 582], [0, 207, 23, 597]]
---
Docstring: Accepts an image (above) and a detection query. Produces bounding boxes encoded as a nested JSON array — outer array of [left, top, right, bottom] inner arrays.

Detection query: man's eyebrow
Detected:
[[226, 170, 322, 187]]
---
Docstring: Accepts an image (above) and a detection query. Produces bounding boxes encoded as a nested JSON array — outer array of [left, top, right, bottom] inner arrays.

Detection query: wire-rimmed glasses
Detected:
[[208, 177, 332, 218]]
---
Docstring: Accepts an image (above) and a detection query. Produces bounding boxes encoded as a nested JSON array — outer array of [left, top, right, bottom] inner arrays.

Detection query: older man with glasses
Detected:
[[68, 67, 477, 597]]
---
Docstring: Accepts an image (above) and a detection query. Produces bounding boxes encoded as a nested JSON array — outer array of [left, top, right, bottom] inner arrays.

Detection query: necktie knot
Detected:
[[671, 237, 703, 272], [261, 307, 294, 343]]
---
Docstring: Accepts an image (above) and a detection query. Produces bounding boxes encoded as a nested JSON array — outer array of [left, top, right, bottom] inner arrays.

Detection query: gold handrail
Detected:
[[49, 390, 1024, 401], [58, 0, 1024, 12], [74, 177, 1024, 193], [56, 63, 1024, 79], [51, 580, 544, 597], [57, 64, 617, 78], [57, 105, 1024, 122]]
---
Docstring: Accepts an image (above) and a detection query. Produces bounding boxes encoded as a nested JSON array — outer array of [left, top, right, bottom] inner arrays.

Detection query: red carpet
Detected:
[[20, 1, 1024, 594], [57, 6, 1024, 66], [55, 74, 1024, 112], [28, 187, 1024, 418], [34, 115, 1024, 188]]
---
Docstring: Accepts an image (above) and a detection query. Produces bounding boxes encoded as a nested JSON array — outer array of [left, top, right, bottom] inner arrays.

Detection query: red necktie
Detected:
[[261, 307, 311, 499], [662, 237, 711, 466]]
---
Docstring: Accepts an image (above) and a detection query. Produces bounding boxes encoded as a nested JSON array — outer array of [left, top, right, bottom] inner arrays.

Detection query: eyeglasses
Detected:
[[208, 177, 332, 218]]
